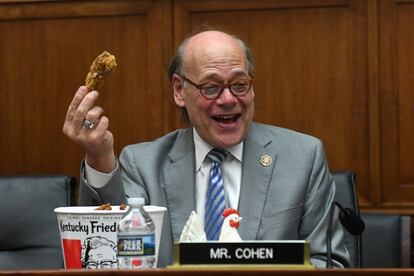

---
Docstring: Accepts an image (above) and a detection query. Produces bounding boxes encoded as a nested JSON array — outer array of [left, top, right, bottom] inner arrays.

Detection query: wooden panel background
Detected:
[[0, 0, 173, 193], [379, 0, 414, 211], [0, 0, 413, 214]]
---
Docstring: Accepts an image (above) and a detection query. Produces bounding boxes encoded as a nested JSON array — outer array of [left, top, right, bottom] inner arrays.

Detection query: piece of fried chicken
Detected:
[[85, 51, 117, 90]]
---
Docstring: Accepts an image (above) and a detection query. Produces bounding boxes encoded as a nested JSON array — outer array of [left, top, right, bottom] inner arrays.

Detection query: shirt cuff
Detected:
[[85, 158, 119, 188]]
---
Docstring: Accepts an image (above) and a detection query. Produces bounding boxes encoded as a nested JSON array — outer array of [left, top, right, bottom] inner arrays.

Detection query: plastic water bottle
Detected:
[[117, 197, 156, 269]]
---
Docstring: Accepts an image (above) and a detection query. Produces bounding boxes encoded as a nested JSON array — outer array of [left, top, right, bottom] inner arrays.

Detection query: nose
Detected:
[[216, 87, 237, 105]]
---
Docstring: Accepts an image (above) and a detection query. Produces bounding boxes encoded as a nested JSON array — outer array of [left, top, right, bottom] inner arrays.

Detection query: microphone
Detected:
[[326, 201, 365, 268], [336, 202, 365, 236]]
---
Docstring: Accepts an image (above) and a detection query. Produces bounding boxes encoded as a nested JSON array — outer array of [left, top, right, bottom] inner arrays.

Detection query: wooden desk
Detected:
[[0, 269, 413, 276]]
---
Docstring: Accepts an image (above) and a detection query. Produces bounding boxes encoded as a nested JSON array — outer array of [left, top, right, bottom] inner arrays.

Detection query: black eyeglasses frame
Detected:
[[180, 76, 253, 100]]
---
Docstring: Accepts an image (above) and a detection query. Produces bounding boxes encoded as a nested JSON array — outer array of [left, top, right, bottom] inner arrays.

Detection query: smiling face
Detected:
[[172, 31, 255, 148]]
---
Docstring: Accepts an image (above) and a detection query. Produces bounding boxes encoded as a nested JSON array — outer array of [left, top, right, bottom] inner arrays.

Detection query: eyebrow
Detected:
[[200, 70, 250, 82]]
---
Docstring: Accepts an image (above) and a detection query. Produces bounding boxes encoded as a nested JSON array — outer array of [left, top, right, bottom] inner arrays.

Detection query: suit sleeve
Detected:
[[79, 146, 149, 205], [300, 140, 351, 268]]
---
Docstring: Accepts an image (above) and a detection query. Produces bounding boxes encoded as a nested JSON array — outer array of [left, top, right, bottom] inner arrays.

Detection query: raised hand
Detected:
[[63, 86, 116, 173]]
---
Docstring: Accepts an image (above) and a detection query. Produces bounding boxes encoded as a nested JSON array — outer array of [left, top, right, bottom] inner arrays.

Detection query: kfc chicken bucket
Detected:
[[54, 205, 166, 269]]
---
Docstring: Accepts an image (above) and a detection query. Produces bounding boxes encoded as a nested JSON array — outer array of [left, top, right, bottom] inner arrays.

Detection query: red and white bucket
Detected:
[[54, 205, 166, 269]]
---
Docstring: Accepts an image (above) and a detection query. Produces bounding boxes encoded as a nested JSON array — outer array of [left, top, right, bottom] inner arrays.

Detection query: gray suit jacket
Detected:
[[80, 122, 350, 268]]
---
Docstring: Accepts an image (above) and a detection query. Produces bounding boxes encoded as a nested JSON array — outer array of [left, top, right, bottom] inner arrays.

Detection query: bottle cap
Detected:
[[127, 197, 145, 205]]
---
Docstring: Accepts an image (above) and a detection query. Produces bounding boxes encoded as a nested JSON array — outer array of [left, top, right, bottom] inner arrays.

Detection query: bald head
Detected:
[[168, 31, 254, 81], [182, 32, 244, 77]]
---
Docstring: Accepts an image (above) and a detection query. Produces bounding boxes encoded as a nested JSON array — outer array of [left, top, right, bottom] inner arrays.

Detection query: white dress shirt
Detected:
[[193, 129, 243, 228], [85, 127, 243, 227]]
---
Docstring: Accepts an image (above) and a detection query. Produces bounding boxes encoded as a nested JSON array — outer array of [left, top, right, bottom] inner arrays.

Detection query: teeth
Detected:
[[217, 115, 235, 119]]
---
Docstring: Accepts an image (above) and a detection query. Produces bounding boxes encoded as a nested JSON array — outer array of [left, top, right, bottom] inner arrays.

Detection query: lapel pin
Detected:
[[260, 155, 272, 167]]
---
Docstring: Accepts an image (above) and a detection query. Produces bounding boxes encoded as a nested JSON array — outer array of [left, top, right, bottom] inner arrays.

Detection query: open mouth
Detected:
[[212, 114, 240, 124]]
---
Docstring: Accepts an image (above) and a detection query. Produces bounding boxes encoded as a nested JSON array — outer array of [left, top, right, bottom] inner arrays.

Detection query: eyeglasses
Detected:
[[181, 76, 253, 100], [84, 260, 117, 269]]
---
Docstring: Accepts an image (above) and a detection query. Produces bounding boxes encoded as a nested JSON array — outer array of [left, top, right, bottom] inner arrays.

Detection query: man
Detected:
[[82, 237, 118, 269], [63, 31, 350, 268]]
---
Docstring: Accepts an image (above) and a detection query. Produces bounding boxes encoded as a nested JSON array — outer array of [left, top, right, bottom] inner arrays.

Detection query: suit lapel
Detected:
[[162, 128, 196, 241], [161, 124, 277, 241], [238, 124, 277, 240]]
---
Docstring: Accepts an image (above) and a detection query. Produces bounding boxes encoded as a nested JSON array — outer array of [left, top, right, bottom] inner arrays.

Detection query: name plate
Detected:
[[173, 241, 310, 266]]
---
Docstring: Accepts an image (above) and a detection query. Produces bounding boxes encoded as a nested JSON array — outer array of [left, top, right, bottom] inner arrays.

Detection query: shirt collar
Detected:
[[193, 127, 243, 172]]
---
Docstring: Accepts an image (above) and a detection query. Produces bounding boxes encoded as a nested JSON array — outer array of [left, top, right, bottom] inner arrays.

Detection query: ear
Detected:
[[172, 74, 186, 107]]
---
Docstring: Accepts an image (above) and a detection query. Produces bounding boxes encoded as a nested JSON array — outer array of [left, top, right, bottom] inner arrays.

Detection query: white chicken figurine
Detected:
[[179, 208, 242, 242], [219, 208, 242, 242]]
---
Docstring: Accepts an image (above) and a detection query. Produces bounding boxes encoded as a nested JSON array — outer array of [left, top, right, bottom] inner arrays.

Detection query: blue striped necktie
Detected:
[[205, 148, 227, 240]]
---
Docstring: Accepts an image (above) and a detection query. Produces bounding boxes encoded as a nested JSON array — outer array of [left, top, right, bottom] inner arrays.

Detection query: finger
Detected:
[[84, 106, 104, 126], [80, 115, 108, 136], [83, 116, 111, 146], [94, 115, 109, 133], [73, 90, 100, 130], [65, 86, 88, 122]]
